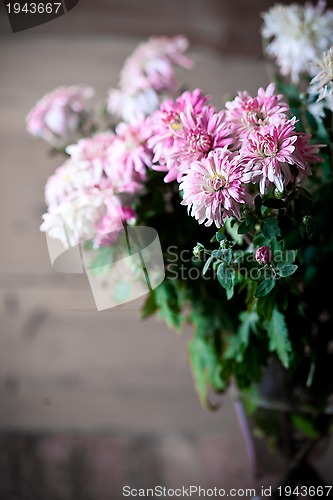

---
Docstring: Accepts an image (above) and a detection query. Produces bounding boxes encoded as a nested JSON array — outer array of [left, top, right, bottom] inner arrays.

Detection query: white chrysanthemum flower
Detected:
[[308, 92, 333, 119], [41, 193, 106, 248], [262, 1, 333, 83], [107, 87, 160, 124], [310, 46, 333, 100]]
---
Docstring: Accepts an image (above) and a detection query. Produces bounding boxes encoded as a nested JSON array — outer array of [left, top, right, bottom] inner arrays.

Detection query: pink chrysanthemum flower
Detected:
[[293, 132, 322, 166], [66, 132, 116, 184], [179, 148, 253, 228], [240, 119, 299, 194], [118, 35, 192, 95], [292, 132, 322, 181], [165, 105, 232, 183], [148, 89, 210, 169], [45, 133, 116, 208], [106, 118, 153, 180], [44, 129, 147, 226], [225, 83, 289, 141], [97, 172, 144, 199], [26, 86, 95, 148], [107, 36, 192, 122]]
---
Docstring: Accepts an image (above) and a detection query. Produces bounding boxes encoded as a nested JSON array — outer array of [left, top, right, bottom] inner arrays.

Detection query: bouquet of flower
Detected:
[[27, 1, 333, 438]]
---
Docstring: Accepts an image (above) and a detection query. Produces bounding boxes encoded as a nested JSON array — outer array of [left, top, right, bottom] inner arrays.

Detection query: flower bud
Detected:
[[256, 246, 273, 266], [193, 243, 204, 259], [274, 188, 285, 199], [302, 215, 312, 226]]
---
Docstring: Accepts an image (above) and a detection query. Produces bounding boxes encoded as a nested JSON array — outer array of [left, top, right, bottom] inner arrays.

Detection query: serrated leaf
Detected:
[[255, 276, 275, 298], [257, 293, 275, 321], [238, 310, 258, 344], [188, 336, 226, 409], [225, 311, 258, 362], [267, 308, 292, 369], [276, 263, 298, 277], [154, 282, 184, 331], [261, 218, 281, 239]]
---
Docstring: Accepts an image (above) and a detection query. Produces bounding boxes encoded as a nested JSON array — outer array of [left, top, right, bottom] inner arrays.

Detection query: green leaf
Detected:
[[154, 282, 184, 331], [267, 308, 292, 369], [188, 336, 226, 409], [275, 77, 301, 103], [217, 263, 234, 291], [222, 248, 233, 265], [225, 218, 243, 244], [291, 414, 321, 439], [284, 249, 297, 264], [261, 218, 281, 239], [202, 255, 213, 276], [296, 187, 313, 201], [255, 276, 275, 298], [257, 293, 275, 321], [226, 281, 235, 300], [237, 311, 258, 346], [276, 263, 298, 277], [254, 195, 262, 216], [225, 311, 258, 362], [216, 227, 226, 242], [238, 217, 257, 234], [140, 291, 157, 319]]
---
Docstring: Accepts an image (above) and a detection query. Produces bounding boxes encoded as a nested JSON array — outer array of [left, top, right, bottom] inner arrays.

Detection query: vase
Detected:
[[232, 357, 333, 499]]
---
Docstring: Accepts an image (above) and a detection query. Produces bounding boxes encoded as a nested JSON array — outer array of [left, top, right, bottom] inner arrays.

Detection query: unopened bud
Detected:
[[274, 188, 285, 199], [256, 246, 273, 266], [302, 215, 312, 225], [193, 243, 204, 259]]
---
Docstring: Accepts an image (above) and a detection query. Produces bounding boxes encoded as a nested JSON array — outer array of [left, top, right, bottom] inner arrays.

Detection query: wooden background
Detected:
[[0, 1, 332, 498]]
